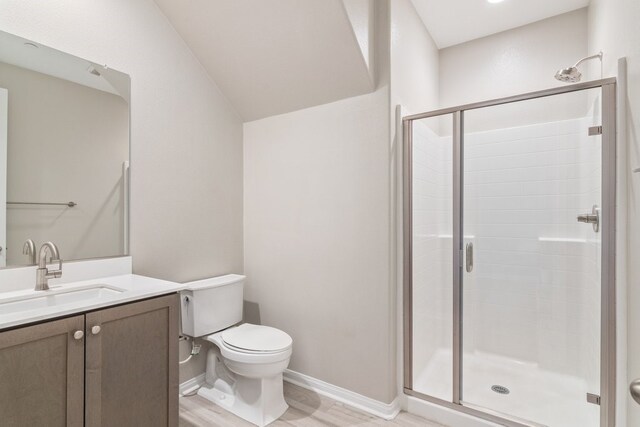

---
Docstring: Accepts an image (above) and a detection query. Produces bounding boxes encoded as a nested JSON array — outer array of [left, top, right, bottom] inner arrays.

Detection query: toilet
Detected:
[[180, 274, 292, 426]]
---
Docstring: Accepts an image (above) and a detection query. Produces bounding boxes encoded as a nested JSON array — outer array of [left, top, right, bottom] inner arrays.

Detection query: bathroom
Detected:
[[0, 0, 638, 426]]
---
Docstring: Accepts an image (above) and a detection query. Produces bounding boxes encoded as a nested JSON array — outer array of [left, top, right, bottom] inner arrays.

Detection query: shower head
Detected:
[[555, 66, 582, 83], [554, 52, 603, 83]]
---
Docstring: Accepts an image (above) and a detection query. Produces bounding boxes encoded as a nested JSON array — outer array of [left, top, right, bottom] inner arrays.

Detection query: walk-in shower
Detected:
[[403, 78, 616, 427]]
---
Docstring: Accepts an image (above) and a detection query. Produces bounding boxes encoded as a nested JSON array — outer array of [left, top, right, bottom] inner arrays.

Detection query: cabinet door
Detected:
[[85, 294, 179, 427], [0, 315, 84, 427]]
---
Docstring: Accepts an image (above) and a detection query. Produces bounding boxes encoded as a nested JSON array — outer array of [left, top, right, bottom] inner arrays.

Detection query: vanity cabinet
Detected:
[[0, 294, 178, 427], [85, 294, 179, 426], [0, 315, 85, 426]]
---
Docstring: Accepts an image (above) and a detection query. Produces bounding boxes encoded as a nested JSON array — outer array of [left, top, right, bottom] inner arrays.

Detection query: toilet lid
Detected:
[[221, 324, 292, 353]]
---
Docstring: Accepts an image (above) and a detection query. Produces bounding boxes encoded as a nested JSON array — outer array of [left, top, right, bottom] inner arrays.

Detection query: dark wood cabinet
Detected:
[[0, 315, 85, 427], [0, 294, 178, 427], [85, 294, 179, 427]]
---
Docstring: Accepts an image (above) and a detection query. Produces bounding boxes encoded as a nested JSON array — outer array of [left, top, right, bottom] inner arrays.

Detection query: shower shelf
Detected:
[[538, 237, 587, 243], [436, 234, 475, 239]]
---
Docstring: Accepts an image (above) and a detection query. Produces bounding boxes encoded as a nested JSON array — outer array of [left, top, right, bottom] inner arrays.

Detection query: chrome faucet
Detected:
[[35, 242, 63, 291], [22, 239, 36, 265]]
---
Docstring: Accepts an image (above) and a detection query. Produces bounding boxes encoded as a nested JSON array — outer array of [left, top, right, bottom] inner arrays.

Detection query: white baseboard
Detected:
[[179, 373, 205, 396], [283, 369, 401, 420]]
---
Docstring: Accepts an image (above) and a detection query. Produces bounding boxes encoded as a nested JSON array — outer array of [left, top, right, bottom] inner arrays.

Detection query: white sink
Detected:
[[0, 284, 124, 315]]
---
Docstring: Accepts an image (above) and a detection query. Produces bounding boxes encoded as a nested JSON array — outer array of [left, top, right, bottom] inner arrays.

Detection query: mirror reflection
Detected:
[[0, 30, 130, 268]]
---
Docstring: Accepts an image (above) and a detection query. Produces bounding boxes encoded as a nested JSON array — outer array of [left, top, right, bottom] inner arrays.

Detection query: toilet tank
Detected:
[[180, 274, 245, 337]]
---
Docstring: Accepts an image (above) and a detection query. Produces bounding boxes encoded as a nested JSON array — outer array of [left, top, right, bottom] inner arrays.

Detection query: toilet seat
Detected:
[[205, 323, 293, 365], [222, 323, 292, 353]]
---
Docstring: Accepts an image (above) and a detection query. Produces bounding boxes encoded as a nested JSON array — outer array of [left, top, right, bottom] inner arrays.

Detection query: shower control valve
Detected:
[[577, 205, 600, 232]]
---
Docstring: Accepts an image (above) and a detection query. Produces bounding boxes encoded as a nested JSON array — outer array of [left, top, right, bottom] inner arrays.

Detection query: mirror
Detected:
[[0, 30, 130, 268]]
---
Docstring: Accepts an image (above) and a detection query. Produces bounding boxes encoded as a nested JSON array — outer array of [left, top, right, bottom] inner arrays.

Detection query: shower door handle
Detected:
[[631, 379, 640, 404], [465, 243, 473, 273]]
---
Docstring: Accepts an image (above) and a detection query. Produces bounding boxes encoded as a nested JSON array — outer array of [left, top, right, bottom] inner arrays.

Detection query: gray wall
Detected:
[[243, 88, 393, 403], [439, 9, 588, 107], [242, 2, 396, 404]]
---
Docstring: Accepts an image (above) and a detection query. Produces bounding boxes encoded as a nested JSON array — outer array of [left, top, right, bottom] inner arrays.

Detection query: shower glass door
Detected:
[[404, 78, 616, 427], [461, 87, 604, 427]]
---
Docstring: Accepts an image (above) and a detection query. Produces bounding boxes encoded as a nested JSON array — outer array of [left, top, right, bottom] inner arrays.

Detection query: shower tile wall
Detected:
[[412, 114, 601, 394]]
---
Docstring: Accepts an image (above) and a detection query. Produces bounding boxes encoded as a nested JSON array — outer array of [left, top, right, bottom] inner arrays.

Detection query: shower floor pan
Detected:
[[413, 348, 599, 427]]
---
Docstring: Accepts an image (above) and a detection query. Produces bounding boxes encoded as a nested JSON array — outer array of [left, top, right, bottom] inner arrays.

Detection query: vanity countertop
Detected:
[[0, 274, 186, 331]]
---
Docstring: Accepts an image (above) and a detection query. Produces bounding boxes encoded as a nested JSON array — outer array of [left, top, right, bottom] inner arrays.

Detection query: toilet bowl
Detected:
[[180, 275, 293, 426], [198, 324, 292, 426]]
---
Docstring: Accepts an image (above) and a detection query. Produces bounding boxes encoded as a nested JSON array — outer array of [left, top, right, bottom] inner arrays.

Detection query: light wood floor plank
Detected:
[[179, 382, 446, 427]]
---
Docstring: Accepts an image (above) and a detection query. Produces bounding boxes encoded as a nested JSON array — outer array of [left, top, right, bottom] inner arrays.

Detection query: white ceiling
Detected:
[[154, 0, 374, 121], [410, 0, 590, 48]]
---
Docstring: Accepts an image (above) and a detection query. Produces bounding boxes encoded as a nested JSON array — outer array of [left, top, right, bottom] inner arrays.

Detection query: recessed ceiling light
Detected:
[[487, 0, 506, 3]]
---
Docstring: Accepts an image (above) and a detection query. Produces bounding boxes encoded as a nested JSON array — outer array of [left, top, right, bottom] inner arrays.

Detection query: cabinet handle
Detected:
[[73, 330, 84, 340], [91, 325, 101, 335]]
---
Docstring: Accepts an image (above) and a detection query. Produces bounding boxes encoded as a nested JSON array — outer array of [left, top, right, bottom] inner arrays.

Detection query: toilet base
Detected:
[[197, 348, 288, 426]]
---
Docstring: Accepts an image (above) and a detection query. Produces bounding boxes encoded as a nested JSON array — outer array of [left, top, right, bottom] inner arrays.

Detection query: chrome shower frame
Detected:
[[402, 78, 617, 427]]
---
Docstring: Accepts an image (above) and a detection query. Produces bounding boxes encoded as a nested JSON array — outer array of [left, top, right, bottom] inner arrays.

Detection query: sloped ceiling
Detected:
[[411, 0, 590, 48], [154, 0, 375, 121]]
